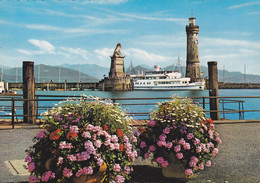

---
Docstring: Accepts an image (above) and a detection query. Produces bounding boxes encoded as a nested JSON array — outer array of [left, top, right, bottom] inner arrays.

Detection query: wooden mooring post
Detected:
[[208, 61, 220, 120], [23, 61, 35, 123]]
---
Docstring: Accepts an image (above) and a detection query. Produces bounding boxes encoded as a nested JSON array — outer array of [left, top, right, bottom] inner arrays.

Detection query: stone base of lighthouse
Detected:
[[100, 76, 132, 91]]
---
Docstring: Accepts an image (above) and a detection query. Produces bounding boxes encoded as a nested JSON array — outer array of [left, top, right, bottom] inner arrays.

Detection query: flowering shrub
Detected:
[[25, 96, 137, 183], [136, 97, 222, 177]]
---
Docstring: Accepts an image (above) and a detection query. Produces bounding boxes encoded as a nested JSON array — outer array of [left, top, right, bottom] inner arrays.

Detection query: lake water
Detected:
[[1, 89, 260, 120]]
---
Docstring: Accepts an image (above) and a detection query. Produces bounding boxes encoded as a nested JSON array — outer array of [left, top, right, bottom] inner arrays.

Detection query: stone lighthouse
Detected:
[[186, 17, 201, 82]]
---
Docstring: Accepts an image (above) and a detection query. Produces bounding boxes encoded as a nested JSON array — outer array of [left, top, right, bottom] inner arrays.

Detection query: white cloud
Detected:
[[94, 48, 114, 61], [60, 47, 89, 60], [82, 0, 128, 4], [18, 39, 55, 56], [248, 11, 260, 15], [125, 48, 173, 64], [228, 2, 260, 9]]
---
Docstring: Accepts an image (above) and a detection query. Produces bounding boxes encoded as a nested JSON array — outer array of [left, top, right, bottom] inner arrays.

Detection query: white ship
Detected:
[[131, 65, 204, 91]]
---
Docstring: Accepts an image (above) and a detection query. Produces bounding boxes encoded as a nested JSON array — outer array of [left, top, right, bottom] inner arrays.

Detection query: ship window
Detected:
[[147, 82, 151, 84]]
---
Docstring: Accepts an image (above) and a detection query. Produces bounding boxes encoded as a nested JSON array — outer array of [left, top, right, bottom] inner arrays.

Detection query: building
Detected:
[[186, 17, 202, 82], [99, 43, 132, 91]]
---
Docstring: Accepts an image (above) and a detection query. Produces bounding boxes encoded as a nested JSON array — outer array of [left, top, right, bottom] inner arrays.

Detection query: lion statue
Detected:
[[113, 43, 122, 56]]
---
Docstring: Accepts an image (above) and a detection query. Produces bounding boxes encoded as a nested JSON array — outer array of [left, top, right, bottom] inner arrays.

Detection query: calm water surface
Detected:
[[1, 89, 260, 120]]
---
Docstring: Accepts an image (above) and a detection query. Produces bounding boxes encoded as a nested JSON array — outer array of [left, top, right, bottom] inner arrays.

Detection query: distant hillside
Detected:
[[61, 64, 109, 79], [2, 63, 260, 83], [2, 64, 97, 83]]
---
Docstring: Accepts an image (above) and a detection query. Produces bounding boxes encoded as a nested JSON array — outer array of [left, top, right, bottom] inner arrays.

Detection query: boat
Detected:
[[130, 65, 204, 91]]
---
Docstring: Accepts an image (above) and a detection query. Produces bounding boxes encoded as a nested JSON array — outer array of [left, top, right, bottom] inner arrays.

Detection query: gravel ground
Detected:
[[0, 123, 259, 183]]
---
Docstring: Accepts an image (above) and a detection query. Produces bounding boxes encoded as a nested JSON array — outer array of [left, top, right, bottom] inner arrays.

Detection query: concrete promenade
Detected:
[[0, 122, 259, 183]]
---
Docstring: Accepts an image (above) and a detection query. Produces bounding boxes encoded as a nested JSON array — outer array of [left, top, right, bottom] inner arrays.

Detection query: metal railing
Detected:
[[1, 95, 260, 129]]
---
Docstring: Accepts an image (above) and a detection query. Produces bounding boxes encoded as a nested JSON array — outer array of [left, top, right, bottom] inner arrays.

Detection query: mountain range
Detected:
[[1, 64, 260, 83]]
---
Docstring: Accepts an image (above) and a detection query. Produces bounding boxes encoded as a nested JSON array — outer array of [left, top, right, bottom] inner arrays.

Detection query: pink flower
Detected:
[[70, 125, 79, 134], [200, 128, 204, 133], [186, 133, 194, 140], [179, 138, 186, 145], [140, 141, 147, 148], [82, 131, 91, 138], [163, 127, 170, 134], [41, 171, 55, 182], [174, 145, 181, 152], [157, 140, 163, 147], [58, 157, 63, 165], [28, 162, 35, 172], [67, 154, 77, 161], [190, 156, 199, 163], [208, 130, 213, 136], [144, 152, 149, 159], [25, 155, 32, 163], [198, 163, 204, 170], [166, 142, 173, 149], [189, 160, 196, 167], [210, 124, 215, 129], [97, 158, 104, 166], [159, 134, 167, 141], [194, 138, 200, 145], [110, 144, 115, 150], [37, 130, 45, 139], [94, 140, 102, 148], [205, 160, 211, 167], [86, 124, 94, 131], [124, 166, 131, 174], [113, 164, 121, 172], [111, 135, 118, 143], [162, 160, 169, 168], [83, 166, 93, 175], [216, 137, 222, 144], [29, 175, 38, 183], [185, 169, 193, 176], [183, 143, 191, 150], [114, 143, 120, 150], [156, 157, 164, 164], [149, 145, 156, 151], [115, 175, 125, 183], [212, 148, 219, 156], [176, 152, 183, 159], [76, 169, 83, 177], [148, 120, 156, 127]]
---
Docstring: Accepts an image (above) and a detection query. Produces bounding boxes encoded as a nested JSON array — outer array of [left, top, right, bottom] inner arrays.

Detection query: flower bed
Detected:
[[25, 97, 137, 183], [136, 97, 222, 178]]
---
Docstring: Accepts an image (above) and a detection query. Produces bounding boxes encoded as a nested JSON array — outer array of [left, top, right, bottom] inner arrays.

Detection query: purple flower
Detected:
[[148, 120, 156, 127], [115, 175, 125, 183], [29, 175, 38, 183], [25, 155, 32, 163], [113, 164, 121, 172], [144, 152, 149, 159], [163, 127, 170, 134], [28, 162, 35, 172], [186, 133, 194, 140], [156, 157, 164, 164], [174, 145, 181, 152], [37, 130, 45, 139], [41, 171, 55, 182], [149, 145, 156, 152], [140, 141, 147, 148]]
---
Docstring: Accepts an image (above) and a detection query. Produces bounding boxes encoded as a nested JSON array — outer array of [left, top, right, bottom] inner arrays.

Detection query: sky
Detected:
[[0, 0, 260, 75]]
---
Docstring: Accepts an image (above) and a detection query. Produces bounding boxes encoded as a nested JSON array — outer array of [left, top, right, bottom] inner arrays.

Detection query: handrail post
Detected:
[[35, 96, 39, 120], [208, 61, 220, 120], [202, 97, 205, 109], [12, 98, 15, 129]]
